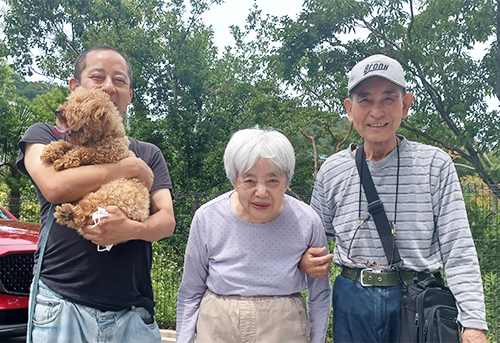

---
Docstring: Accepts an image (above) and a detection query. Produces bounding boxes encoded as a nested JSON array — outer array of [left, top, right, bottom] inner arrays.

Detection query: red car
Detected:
[[0, 205, 39, 337], [0, 205, 17, 221]]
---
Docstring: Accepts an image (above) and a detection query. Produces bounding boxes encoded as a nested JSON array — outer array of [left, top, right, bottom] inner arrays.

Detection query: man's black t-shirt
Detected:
[[16, 123, 172, 316]]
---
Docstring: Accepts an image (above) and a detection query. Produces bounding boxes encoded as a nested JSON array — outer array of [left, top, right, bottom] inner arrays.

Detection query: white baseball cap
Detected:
[[348, 54, 406, 93]]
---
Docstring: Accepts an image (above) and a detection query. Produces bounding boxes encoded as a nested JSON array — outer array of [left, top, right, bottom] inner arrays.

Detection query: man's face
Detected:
[[69, 50, 133, 115], [344, 77, 413, 147]]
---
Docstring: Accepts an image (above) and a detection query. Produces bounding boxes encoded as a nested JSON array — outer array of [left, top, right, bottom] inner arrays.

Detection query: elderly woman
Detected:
[[176, 128, 331, 343]]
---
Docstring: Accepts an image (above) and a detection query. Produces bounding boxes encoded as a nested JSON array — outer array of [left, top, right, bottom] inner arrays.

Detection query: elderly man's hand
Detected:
[[299, 247, 333, 279], [461, 328, 487, 343]]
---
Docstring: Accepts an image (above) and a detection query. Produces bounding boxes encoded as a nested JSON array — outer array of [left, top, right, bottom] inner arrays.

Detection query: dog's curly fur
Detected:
[[41, 88, 150, 236]]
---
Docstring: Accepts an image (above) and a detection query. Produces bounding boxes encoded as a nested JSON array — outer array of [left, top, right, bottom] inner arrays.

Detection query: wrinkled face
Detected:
[[231, 158, 288, 224], [55, 88, 125, 146], [344, 77, 413, 148], [70, 49, 133, 115]]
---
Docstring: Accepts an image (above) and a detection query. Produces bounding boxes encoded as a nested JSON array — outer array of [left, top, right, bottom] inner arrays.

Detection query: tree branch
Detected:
[[399, 122, 468, 158], [483, 153, 493, 168], [496, 0, 500, 100], [407, 0, 414, 44], [298, 73, 333, 112], [335, 122, 354, 153], [454, 163, 476, 171], [360, 17, 401, 50], [287, 187, 304, 202], [300, 128, 318, 176]]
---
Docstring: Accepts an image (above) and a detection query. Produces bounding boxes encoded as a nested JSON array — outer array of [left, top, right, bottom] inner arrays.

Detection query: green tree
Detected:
[[11, 73, 59, 101], [0, 59, 39, 217], [274, 0, 500, 196], [209, 4, 354, 190]]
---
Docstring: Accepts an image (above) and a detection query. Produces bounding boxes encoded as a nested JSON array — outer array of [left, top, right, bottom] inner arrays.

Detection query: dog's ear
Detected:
[[54, 104, 68, 128]]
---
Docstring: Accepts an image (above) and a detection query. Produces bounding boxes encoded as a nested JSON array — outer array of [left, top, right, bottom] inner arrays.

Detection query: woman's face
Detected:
[[231, 158, 288, 224]]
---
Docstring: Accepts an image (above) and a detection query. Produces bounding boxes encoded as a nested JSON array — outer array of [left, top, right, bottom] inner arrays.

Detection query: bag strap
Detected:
[[419, 271, 448, 289], [355, 145, 408, 291], [27, 203, 56, 343]]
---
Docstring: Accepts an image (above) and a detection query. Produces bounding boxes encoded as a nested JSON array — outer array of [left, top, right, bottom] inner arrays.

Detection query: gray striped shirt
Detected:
[[311, 137, 487, 331]]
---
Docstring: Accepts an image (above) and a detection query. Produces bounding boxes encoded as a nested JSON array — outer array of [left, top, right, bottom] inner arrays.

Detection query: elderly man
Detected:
[[300, 54, 487, 343], [17, 45, 175, 343]]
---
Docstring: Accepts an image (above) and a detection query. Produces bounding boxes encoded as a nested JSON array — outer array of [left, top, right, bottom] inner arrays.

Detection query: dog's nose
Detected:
[[55, 109, 61, 117]]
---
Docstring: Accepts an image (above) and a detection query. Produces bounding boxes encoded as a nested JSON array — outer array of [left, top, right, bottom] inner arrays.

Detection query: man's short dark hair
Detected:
[[74, 44, 133, 88]]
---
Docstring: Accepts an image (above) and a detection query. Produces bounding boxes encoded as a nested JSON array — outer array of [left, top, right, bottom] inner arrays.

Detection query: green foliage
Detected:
[[19, 183, 40, 223], [461, 176, 499, 342], [3, 0, 339, 200], [0, 59, 65, 216], [273, 0, 500, 197], [11, 73, 59, 100], [0, 59, 33, 216], [151, 191, 221, 330], [28, 86, 69, 124], [483, 272, 500, 342], [0, 182, 10, 207], [151, 240, 182, 329]]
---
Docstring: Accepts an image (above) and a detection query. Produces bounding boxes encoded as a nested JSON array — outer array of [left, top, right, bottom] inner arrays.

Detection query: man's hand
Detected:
[[81, 188, 175, 245], [461, 328, 487, 343], [81, 205, 141, 246], [299, 247, 334, 279], [119, 156, 154, 191]]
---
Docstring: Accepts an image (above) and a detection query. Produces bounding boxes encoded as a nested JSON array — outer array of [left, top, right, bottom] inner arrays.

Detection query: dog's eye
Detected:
[[55, 109, 61, 117]]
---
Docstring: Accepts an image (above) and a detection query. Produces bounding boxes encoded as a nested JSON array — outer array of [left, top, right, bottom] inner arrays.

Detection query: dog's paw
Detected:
[[54, 203, 75, 225], [53, 160, 66, 171], [53, 156, 81, 170], [41, 141, 73, 163], [40, 149, 55, 163]]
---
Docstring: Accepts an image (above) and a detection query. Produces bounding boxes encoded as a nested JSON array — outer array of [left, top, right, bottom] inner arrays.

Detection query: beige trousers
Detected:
[[196, 290, 310, 343]]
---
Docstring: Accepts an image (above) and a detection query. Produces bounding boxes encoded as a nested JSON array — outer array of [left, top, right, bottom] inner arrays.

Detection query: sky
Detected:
[[199, 0, 305, 49]]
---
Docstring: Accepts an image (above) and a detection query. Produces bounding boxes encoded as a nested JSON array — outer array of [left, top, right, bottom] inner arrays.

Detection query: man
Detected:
[[17, 45, 175, 343], [300, 54, 487, 343]]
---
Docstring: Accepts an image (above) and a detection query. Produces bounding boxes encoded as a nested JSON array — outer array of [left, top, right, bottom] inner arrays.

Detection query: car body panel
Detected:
[[0, 216, 40, 337], [0, 221, 39, 253], [0, 294, 29, 310]]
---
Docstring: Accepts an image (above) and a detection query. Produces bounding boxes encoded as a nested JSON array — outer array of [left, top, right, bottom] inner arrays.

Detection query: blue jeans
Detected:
[[332, 275, 401, 343], [30, 280, 161, 343]]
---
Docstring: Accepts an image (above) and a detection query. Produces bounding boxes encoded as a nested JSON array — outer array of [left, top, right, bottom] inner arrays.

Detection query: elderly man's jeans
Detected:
[[332, 274, 401, 343], [30, 280, 161, 343]]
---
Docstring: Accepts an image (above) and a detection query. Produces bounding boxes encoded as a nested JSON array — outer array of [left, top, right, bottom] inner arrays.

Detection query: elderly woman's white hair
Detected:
[[224, 127, 295, 186]]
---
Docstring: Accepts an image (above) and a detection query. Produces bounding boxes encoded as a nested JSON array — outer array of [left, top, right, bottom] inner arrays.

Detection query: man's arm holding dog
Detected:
[[26, 142, 175, 244], [25, 143, 154, 204]]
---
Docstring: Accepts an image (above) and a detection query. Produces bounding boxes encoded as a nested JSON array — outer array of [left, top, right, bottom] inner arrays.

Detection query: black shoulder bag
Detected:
[[355, 145, 460, 343]]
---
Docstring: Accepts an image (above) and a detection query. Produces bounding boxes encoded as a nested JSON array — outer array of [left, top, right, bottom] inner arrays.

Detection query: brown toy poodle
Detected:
[[40, 87, 150, 237]]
